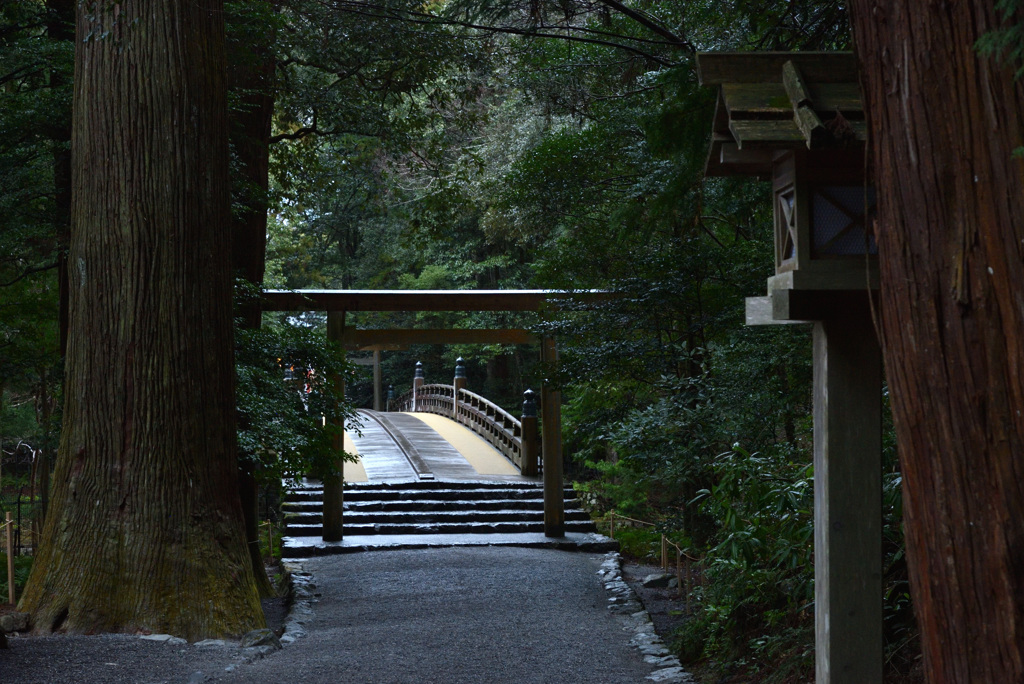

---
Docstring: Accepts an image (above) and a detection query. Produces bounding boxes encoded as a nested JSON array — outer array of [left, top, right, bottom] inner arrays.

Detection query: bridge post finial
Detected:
[[387, 384, 395, 412], [415, 361, 424, 379], [522, 388, 537, 418], [454, 356, 466, 379]]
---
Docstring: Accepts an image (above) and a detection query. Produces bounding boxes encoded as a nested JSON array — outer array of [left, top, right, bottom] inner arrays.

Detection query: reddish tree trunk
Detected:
[[20, 0, 264, 639], [850, 3, 1024, 681]]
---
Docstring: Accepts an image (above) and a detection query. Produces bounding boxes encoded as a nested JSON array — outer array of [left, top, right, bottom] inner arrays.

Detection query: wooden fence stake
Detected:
[[6, 512, 14, 605], [676, 549, 683, 598]]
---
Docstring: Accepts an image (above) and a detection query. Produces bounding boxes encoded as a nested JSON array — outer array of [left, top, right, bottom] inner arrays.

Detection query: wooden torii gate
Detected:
[[262, 289, 573, 541]]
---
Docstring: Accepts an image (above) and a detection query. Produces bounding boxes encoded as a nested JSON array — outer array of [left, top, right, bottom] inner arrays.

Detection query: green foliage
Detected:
[[235, 283, 361, 481], [257, 520, 284, 562], [235, 318, 360, 481], [0, 1, 69, 463], [575, 458, 652, 520], [0, 553, 33, 602], [0, 1, 918, 676], [675, 445, 814, 679], [976, 0, 1024, 78], [608, 525, 663, 564]]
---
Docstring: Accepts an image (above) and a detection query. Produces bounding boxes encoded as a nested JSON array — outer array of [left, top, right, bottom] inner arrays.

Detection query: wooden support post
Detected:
[[541, 337, 564, 537], [323, 310, 346, 542], [412, 361, 424, 411], [813, 314, 882, 684], [453, 357, 467, 422], [520, 389, 539, 477], [6, 512, 14, 605], [372, 349, 382, 412]]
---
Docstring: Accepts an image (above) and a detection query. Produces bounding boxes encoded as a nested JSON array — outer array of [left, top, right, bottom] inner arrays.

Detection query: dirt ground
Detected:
[[620, 560, 691, 643]]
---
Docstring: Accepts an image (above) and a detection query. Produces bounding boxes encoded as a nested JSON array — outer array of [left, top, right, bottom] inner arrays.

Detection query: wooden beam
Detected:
[[697, 51, 858, 85], [783, 60, 828, 148], [347, 344, 409, 352], [721, 83, 864, 120], [719, 142, 774, 170], [768, 288, 876, 322], [343, 328, 538, 348], [745, 296, 809, 326], [262, 289, 606, 313], [728, 120, 806, 148]]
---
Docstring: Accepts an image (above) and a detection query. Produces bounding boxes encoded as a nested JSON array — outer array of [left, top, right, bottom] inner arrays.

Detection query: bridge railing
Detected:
[[454, 388, 523, 468], [389, 360, 540, 476]]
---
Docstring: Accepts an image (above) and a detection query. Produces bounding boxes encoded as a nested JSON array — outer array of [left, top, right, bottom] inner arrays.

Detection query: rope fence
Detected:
[[606, 511, 702, 601]]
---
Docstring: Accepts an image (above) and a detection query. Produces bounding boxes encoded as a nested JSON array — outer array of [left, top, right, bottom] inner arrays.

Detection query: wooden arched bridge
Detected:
[[280, 360, 600, 556]]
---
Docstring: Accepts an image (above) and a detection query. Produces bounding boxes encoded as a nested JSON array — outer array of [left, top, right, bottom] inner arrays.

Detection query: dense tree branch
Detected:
[[592, 0, 694, 52], [317, 1, 677, 67], [0, 261, 58, 288]]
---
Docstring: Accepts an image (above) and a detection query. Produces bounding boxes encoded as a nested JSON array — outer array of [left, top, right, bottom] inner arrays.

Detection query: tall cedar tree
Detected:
[[19, 0, 265, 638], [227, 3, 278, 598], [850, 3, 1024, 681]]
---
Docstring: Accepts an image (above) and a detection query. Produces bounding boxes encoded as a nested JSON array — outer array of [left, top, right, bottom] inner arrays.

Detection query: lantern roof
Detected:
[[697, 52, 865, 177]]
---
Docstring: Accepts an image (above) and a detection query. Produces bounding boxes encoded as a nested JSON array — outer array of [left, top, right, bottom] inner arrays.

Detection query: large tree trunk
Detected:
[[19, 0, 264, 639], [850, 4, 1024, 682], [227, 5, 278, 598]]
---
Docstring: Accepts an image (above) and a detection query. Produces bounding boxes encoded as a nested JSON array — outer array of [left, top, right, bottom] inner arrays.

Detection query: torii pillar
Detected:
[[323, 310, 346, 542], [541, 337, 564, 537]]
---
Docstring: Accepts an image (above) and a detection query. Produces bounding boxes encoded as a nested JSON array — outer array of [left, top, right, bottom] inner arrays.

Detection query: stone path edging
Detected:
[[127, 564, 315, 678], [280, 561, 317, 646], [597, 552, 697, 683]]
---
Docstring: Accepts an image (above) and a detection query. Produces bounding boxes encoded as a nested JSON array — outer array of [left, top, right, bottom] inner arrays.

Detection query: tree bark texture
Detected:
[[19, 0, 264, 639], [227, 17, 275, 298], [850, 3, 1024, 682], [226, 13, 277, 596]]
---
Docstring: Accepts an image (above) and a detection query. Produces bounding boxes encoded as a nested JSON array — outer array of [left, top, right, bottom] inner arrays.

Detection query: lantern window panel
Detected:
[[776, 186, 797, 266], [811, 185, 877, 257]]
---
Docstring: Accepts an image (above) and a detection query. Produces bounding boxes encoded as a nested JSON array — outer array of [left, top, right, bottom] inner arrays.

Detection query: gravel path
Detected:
[[1, 547, 670, 684]]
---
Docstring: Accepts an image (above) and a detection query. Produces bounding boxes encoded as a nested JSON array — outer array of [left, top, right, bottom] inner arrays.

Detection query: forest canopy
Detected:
[[1, 1, 917, 680]]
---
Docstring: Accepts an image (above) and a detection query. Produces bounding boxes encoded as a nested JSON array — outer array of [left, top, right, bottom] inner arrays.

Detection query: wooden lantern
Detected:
[[697, 52, 877, 319], [698, 52, 885, 684]]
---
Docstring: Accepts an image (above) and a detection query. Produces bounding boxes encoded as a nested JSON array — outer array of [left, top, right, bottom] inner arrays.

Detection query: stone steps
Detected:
[[286, 520, 600, 536], [285, 508, 594, 525], [281, 481, 597, 542], [285, 498, 550, 513]]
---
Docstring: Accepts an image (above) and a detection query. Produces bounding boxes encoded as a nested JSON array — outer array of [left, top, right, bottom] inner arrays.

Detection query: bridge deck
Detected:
[[344, 409, 537, 483]]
